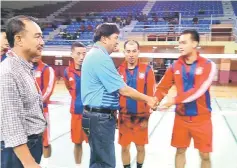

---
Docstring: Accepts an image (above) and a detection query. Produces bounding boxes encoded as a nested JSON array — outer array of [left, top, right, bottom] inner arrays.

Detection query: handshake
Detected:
[[145, 95, 175, 111]]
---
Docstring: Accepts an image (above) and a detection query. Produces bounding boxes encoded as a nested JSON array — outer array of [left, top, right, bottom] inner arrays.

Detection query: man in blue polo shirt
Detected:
[[81, 23, 158, 168]]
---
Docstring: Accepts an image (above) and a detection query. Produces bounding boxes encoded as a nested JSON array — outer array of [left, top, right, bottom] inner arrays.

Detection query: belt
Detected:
[[28, 133, 43, 139], [84, 105, 116, 114]]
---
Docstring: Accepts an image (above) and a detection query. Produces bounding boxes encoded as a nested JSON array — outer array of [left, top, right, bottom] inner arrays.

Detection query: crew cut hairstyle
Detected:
[[71, 42, 86, 51], [181, 29, 200, 43]]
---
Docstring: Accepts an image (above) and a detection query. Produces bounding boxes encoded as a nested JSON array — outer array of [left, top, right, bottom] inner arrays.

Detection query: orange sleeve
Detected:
[[155, 66, 174, 102], [117, 66, 123, 76], [63, 79, 71, 92], [175, 61, 216, 104], [63, 68, 73, 96], [146, 68, 156, 97], [42, 67, 56, 103]]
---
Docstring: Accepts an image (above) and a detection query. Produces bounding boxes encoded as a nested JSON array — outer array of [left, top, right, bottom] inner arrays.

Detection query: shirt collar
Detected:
[[178, 52, 201, 65], [69, 60, 77, 71], [120, 60, 140, 69], [69, 60, 81, 75], [33, 60, 43, 69], [7, 51, 34, 71], [94, 42, 109, 55]]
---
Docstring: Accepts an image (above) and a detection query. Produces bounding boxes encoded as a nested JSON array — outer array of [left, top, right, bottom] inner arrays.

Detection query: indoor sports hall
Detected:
[[1, 0, 237, 168]]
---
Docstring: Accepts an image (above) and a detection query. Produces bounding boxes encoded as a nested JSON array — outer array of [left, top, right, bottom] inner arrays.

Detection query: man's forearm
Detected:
[[13, 144, 36, 166], [119, 85, 149, 102]]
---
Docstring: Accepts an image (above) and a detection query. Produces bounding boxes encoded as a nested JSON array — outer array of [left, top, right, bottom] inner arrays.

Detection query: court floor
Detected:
[[40, 81, 237, 168]]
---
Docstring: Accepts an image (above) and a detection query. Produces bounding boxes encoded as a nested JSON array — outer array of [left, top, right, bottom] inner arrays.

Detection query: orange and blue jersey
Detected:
[[0, 53, 7, 62], [64, 60, 83, 114], [118, 61, 156, 114], [1, 49, 10, 62], [155, 53, 216, 117], [33, 60, 56, 110]]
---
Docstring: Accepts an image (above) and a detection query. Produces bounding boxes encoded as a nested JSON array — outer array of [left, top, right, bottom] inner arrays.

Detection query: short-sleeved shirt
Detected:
[[81, 43, 126, 110]]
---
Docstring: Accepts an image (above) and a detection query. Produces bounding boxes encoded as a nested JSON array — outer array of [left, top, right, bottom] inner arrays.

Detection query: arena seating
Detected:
[[45, 20, 100, 46], [43, 1, 148, 45], [14, 2, 68, 18], [36, 1, 228, 46], [43, 27, 55, 36], [232, 1, 237, 16], [58, 1, 147, 18], [149, 1, 223, 17]]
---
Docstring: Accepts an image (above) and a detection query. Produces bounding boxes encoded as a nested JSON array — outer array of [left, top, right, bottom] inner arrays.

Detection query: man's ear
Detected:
[[137, 50, 140, 55], [14, 34, 23, 47], [101, 36, 107, 44], [193, 41, 198, 48]]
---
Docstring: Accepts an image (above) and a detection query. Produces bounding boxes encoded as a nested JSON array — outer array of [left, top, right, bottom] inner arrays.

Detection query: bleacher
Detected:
[[46, 21, 100, 46], [43, 28, 55, 36], [46, 1, 148, 46], [14, 2, 68, 18], [232, 1, 237, 16], [132, 1, 224, 34], [1, 1, 228, 46], [1, 1, 236, 46], [149, 1, 223, 17], [58, 1, 147, 18]]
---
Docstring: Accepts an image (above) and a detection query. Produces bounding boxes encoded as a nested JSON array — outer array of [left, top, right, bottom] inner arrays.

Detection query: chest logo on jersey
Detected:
[[196, 67, 203, 75], [69, 77, 74, 81], [139, 73, 145, 79], [174, 70, 180, 75], [35, 71, 41, 78]]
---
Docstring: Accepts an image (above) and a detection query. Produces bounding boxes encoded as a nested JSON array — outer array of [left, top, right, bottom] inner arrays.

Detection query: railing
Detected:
[[233, 18, 237, 42], [122, 24, 233, 41]]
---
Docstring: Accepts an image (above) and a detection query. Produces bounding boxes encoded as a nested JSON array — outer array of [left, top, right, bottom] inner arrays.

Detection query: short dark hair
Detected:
[[71, 42, 86, 51], [181, 29, 200, 43], [6, 15, 38, 48], [93, 23, 120, 43], [124, 40, 140, 50]]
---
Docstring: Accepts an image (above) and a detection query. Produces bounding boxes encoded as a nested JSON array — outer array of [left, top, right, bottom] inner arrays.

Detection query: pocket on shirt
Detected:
[[82, 117, 90, 136]]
